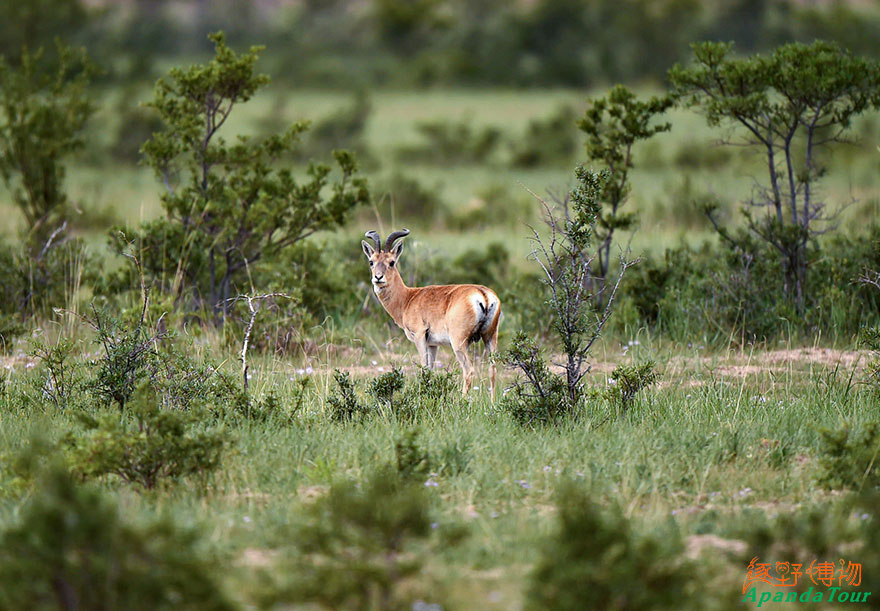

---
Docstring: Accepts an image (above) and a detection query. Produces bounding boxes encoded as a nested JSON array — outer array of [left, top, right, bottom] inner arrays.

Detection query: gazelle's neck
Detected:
[[374, 271, 412, 325]]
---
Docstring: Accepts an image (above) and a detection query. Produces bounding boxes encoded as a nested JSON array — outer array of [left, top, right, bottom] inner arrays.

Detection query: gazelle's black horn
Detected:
[[384, 228, 410, 251], [365, 230, 381, 251]]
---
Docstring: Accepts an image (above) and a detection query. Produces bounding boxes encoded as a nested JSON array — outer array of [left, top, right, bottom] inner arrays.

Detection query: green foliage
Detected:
[[396, 117, 501, 165], [0, 43, 95, 245], [327, 369, 370, 422], [527, 482, 698, 611], [66, 385, 229, 490], [30, 337, 84, 410], [815, 422, 880, 491], [605, 361, 659, 413], [0, 0, 89, 68], [510, 104, 577, 168], [0, 235, 90, 347], [578, 85, 671, 306], [369, 366, 406, 413], [0, 464, 235, 610], [395, 428, 431, 481], [374, 172, 449, 226], [138, 32, 369, 320], [669, 40, 880, 310], [263, 465, 441, 610], [500, 331, 572, 426], [298, 91, 374, 165]]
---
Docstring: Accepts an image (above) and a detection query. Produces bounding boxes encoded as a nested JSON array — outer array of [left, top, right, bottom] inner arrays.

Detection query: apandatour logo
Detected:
[[743, 557, 871, 607]]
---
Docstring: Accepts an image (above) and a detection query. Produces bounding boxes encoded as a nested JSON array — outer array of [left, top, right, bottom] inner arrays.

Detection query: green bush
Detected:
[[510, 104, 578, 168], [327, 369, 370, 422], [527, 482, 700, 611], [261, 465, 446, 610], [373, 171, 449, 226], [396, 116, 501, 165], [66, 385, 229, 490], [0, 465, 235, 610], [605, 361, 659, 414], [395, 427, 432, 481], [131, 32, 369, 322], [815, 422, 880, 491], [0, 42, 95, 246], [30, 337, 85, 410], [500, 331, 572, 427]]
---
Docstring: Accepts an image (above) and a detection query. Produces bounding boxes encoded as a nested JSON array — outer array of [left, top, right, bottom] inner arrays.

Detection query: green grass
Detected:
[[1, 84, 879, 606]]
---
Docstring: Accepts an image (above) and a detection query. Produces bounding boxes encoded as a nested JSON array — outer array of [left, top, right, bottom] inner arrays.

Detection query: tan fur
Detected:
[[362, 232, 502, 400]]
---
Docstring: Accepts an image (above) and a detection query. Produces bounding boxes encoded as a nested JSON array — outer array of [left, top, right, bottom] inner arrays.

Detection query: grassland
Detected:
[[1, 87, 879, 608]]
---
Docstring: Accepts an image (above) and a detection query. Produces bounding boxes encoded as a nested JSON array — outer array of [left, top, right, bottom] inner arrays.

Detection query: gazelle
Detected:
[[362, 229, 502, 400]]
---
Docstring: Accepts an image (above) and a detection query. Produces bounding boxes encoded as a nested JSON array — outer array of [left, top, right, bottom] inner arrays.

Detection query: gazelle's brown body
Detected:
[[362, 229, 502, 400]]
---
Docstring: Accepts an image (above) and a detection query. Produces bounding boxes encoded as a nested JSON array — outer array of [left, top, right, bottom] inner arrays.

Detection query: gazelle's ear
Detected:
[[392, 240, 404, 258], [362, 240, 375, 258]]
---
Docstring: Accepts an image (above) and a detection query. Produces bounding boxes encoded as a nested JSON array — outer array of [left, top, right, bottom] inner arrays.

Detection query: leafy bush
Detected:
[[395, 427, 431, 481], [0, 464, 235, 610], [396, 116, 501, 165], [261, 465, 445, 610], [131, 32, 369, 321], [605, 361, 659, 414], [369, 366, 406, 414], [327, 369, 370, 422], [815, 422, 880, 491], [500, 331, 571, 426], [0, 43, 95, 246], [66, 385, 229, 490], [0, 234, 91, 347], [527, 482, 699, 611], [30, 337, 85, 410], [373, 171, 449, 226], [501, 167, 634, 423], [510, 104, 577, 168]]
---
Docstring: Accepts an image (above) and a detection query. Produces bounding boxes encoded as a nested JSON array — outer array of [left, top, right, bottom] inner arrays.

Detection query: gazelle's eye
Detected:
[[389, 260, 395, 267], [369, 261, 374, 266]]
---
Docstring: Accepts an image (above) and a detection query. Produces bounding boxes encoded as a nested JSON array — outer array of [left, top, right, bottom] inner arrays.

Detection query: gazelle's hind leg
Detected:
[[452, 339, 474, 395], [482, 301, 501, 402]]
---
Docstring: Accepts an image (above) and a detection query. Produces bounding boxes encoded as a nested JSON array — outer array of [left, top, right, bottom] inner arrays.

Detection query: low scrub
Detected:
[[0, 464, 235, 610]]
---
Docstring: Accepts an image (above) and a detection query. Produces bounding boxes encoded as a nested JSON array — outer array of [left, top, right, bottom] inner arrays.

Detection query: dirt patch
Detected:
[[685, 534, 748, 559], [759, 348, 864, 368], [298, 485, 329, 501], [239, 548, 279, 568]]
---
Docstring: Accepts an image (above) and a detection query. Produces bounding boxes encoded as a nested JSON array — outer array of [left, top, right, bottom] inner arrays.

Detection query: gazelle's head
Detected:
[[362, 229, 409, 289]]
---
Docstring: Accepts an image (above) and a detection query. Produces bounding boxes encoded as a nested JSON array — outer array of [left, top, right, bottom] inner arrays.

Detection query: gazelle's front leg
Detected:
[[411, 330, 430, 367]]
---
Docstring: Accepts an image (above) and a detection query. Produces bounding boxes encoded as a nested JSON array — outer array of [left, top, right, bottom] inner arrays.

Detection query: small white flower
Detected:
[[305, 366, 313, 375], [371, 360, 378, 366], [424, 479, 439, 487], [243, 516, 252, 523]]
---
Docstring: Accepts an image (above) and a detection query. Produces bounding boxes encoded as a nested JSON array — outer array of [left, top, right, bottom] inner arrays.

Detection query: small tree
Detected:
[[137, 32, 369, 322], [669, 41, 880, 311], [577, 85, 671, 306], [0, 43, 94, 246], [0, 465, 235, 610], [503, 167, 635, 423]]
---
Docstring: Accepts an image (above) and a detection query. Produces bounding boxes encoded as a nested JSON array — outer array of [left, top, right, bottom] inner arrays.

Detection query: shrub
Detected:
[[369, 366, 406, 414], [395, 428, 432, 481], [135, 32, 369, 322], [500, 167, 634, 423], [373, 171, 449, 226], [327, 369, 370, 422], [527, 482, 699, 611], [30, 337, 85, 410], [396, 116, 502, 165], [605, 361, 659, 414], [510, 104, 578, 168], [815, 422, 880, 491], [0, 464, 235, 610], [500, 331, 571, 426], [0, 234, 91, 347], [66, 385, 229, 490], [261, 465, 443, 610], [0, 43, 95, 246]]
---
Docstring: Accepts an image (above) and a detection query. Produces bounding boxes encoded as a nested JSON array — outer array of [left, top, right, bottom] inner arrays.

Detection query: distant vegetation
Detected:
[[2, 0, 880, 608]]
